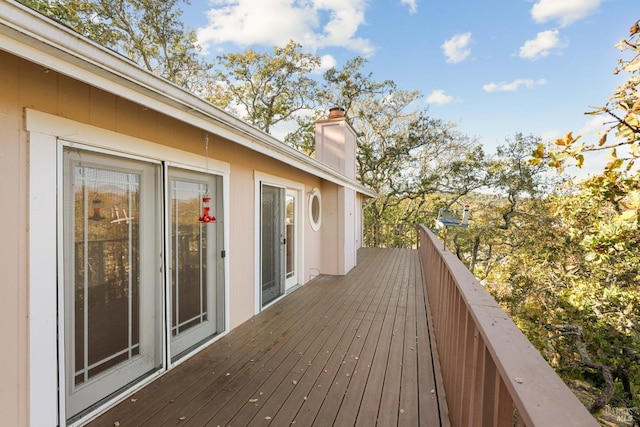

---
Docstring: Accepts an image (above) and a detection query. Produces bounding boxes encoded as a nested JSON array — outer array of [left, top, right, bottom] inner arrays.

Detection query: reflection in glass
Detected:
[[261, 185, 284, 306], [286, 195, 295, 279], [72, 166, 141, 385], [170, 180, 209, 337]]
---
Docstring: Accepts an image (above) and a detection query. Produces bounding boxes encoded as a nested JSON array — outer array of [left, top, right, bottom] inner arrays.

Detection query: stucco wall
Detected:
[[0, 49, 335, 424]]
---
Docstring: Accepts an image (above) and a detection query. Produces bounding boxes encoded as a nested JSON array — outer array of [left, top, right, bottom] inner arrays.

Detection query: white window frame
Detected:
[[308, 187, 322, 232], [26, 109, 230, 426], [253, 171, 304, 314]]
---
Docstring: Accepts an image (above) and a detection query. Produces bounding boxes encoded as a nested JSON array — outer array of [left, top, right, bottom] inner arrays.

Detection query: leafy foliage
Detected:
[[486, 21, 640, 413], [315, 58, 485, 223], [443, 22, 640, 412], [17, 0, 213, 92], [485, 182, 640, 413], [531, 20, 639, 227], [441, 134, 560, 278], [357, 104, 481, 223], [208, 41, 321, 134], [286, 56, 394, 154]]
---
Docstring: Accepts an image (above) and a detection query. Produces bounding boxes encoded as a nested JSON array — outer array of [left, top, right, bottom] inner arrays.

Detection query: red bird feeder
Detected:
[[90, 198, 105, 221], [198, 196, 216, 223]]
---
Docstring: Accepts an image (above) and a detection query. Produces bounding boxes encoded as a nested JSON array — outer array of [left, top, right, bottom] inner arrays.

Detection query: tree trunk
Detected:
[[549, 325, 615, 414]]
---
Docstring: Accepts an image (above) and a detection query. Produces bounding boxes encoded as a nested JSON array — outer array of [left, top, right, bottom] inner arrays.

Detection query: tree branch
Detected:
[[549, 325, 615, 413]]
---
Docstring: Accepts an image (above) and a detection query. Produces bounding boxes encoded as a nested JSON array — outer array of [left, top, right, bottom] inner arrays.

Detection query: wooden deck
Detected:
[[87, 248, 448, 427]]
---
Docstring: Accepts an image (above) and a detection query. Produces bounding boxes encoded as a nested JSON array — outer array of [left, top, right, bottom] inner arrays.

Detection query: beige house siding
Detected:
[[0, 48, 352, 424], [0, 49, 29, 427]]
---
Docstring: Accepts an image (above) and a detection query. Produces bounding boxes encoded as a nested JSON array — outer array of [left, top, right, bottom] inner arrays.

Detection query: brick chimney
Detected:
[[314, 107, 356, 180]]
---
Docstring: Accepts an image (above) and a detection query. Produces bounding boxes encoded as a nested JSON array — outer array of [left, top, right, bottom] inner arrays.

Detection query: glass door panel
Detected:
[[285, 191, 298, 290], [168, 168, 223, 358], [63, 148, 160, 420], [261, 184, 285, 306]]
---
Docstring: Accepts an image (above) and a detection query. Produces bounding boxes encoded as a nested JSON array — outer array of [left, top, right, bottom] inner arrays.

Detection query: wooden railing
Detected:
[[363, 222, 419, 248], [418, 225, 598, 427]]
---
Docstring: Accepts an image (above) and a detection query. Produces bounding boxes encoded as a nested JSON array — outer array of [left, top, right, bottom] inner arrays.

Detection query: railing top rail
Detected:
[[418, 225, 598, 427]]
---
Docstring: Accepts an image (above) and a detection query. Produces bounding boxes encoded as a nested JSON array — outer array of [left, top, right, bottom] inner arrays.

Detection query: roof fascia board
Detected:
[[0, 1, 376, 198]]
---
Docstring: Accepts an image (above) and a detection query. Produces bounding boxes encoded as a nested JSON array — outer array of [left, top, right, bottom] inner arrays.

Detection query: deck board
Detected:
[[87, 248, 447, 427]]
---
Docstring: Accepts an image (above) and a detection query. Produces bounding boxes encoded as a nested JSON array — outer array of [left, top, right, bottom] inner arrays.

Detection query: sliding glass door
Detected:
[[168, 168, 224, 359], [62, 149, 226, 420], [62, 149, 161, 420], [261, 184, 286, 306]]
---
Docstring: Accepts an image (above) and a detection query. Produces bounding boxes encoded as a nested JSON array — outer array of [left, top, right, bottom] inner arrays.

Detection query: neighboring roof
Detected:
[[0, 1, 376, 198]]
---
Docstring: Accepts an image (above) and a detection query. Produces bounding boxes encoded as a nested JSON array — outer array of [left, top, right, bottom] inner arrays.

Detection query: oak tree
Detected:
[[208, 40, 321, 134], [18, 0, 213, 93]]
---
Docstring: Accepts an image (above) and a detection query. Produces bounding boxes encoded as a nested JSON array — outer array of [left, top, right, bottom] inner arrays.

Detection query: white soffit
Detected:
[[0, 0, 376, 198]]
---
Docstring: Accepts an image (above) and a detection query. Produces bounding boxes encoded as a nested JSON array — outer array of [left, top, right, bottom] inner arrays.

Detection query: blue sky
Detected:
[[182, 0, 637, 158]]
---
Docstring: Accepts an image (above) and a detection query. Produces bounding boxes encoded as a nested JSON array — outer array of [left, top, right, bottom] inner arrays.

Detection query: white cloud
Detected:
[[319, 54, 337, 72], [270, 108, 316, 140], [540, 116, 607, 146], [483, 79, 547, 92], [519, 30, 563, 60], [540, 129, 564, 143], [579, 116, 603, 135], [427, 90, 454, 105], [441, 32, 472, 63], [531, 0, 601, 27], [197, 0, 375, 56], [401, 0, 418, 14]]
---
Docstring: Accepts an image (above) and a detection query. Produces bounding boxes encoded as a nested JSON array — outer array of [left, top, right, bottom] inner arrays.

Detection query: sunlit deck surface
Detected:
[[88, 248, 447, 427]]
